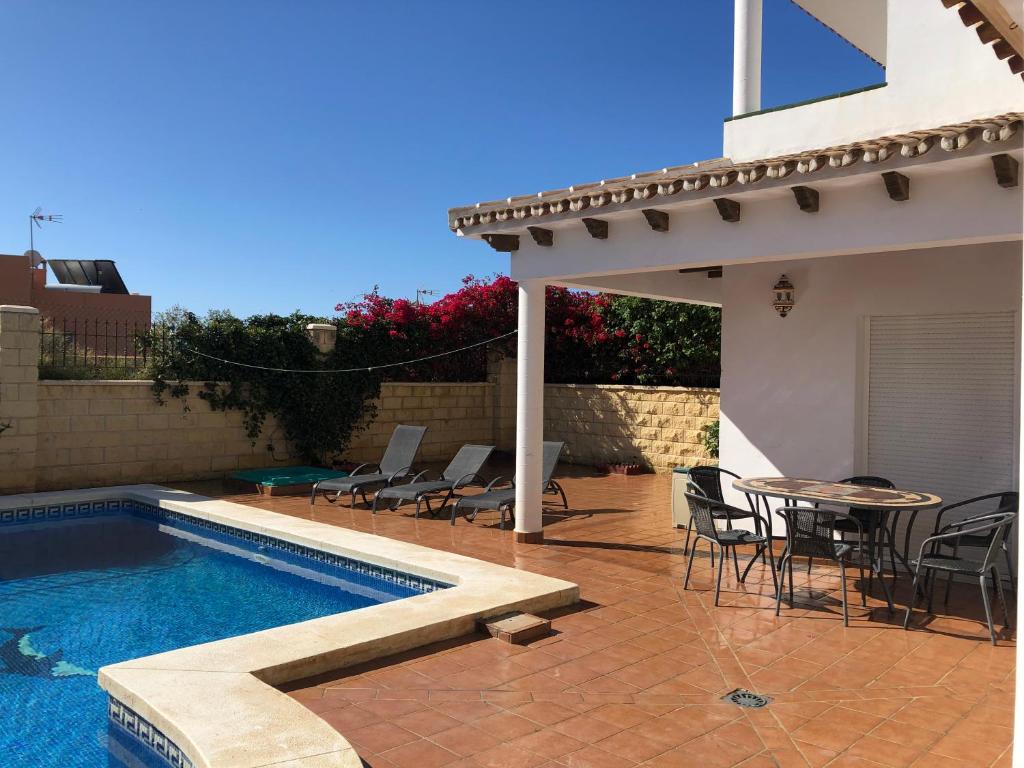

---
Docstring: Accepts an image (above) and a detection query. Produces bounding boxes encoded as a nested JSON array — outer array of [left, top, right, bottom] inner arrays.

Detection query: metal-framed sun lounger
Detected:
[[451, 441, 567, 528], [310, 424, 427, 507], [372, 444, 495, 518]]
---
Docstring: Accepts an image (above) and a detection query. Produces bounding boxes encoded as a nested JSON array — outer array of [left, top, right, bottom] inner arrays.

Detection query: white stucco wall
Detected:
[[724, 1, 1024, 161], [719, 241, 1022, 501]]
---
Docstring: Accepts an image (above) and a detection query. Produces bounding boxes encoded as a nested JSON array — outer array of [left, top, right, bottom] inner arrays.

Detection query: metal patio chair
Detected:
[[903, 510, 1016, 645], [932, 493, 1017, 603], [450, 441, 567, 528], [833, 475, 895, 595], [685, 466, 767, 573], [372, 444, 495, 518], [683, 491, 776, 606], [775, 506, 891, 626], [310, 424, 427, 507]]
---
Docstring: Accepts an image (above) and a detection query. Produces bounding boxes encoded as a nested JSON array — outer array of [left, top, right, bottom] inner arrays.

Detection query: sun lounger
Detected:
[[310, 424, 427, 507], [451, 441, 567, 528], [372, 444, 495, 518]]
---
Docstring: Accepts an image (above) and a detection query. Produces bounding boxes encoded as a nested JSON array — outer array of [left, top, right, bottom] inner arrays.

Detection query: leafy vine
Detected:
[[143, 308, 380, 465]]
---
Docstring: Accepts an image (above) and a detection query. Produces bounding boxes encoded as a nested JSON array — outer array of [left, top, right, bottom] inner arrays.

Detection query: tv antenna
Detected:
[[416, 288, 436, 306], [29, 207, 62, 254]]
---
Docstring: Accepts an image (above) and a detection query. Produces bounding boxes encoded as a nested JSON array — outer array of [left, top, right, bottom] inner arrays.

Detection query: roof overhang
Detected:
[[942, 0, 1024, 79], [449, 113, 1022, 244]]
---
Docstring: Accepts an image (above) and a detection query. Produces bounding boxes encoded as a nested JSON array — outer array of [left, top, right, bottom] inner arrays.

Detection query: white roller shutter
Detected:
[[866, 312, 1018, 555]]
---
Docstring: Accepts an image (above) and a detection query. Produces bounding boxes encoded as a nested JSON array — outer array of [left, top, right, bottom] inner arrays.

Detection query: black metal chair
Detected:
[[683, 491, 776, 606], [833, 476, 895, 596], [685, 467, 767, 565], [903, 511, 1016, 645], [775, 506, 891, 626], [933, 493, 1017, 603]]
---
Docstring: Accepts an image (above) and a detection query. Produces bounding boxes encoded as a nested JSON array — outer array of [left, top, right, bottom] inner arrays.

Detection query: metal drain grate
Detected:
[[722, 689, 771, 709]]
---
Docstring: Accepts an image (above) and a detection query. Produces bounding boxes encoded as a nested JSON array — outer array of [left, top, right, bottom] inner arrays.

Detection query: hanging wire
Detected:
[[177, 329, 517, 374]]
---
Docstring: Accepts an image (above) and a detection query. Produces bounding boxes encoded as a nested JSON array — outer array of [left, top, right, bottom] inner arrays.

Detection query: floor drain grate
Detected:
[[722, 689, 771, 708]]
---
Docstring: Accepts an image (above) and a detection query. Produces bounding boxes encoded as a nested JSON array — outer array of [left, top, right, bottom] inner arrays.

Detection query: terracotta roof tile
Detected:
[[448, 113, 1022, 231]]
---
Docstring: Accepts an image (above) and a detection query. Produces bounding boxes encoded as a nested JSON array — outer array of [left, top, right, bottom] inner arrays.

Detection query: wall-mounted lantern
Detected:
[[772, 275, 795, 318]]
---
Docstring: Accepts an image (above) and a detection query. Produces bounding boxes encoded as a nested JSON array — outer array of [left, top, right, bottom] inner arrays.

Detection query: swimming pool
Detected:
[[0, 498, 445, 768]]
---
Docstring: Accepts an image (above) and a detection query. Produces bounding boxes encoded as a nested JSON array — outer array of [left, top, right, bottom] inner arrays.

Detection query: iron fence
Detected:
[[38, 318, 172, 378]]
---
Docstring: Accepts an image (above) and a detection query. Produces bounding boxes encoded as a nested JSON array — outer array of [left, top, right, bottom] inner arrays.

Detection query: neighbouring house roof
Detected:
[[942, 0, 1024, 79], [448, 113, 1022, 233]]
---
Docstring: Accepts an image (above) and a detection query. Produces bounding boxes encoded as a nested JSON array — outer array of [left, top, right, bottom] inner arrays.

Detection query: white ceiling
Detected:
[[792, 0, 888, 65]]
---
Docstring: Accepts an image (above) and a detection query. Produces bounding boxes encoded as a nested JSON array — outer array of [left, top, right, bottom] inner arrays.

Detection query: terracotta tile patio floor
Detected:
[[178, 465, 1016, 768]]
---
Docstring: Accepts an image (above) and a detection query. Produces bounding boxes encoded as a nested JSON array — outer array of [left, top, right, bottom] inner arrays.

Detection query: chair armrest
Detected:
[[931, 493, 1015, 535], [484, 476, 513, 492], [350, 463, 380, 477], [708, 498, 754, 519], [387, 466, 415, 484], [832, 510, 865, 537], [410, 468, 440, 484], [916, 515, 1012, 561], [453, 472, 487, 489]]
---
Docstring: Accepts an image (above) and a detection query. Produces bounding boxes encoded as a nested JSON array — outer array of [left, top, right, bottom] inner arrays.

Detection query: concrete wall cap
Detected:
[[0, 305, 40, 314]]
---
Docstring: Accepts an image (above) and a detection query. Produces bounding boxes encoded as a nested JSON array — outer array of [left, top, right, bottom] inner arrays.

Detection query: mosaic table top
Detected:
[[733, 477, 942, 510]]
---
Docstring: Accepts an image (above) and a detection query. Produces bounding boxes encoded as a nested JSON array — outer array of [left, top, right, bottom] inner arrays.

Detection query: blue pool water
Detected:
[[0, 501, 434, 768]]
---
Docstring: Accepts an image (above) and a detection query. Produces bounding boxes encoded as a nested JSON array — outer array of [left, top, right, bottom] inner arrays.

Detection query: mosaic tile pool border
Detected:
[[109, 696, 194, 768], [0, 498, 453, 594]]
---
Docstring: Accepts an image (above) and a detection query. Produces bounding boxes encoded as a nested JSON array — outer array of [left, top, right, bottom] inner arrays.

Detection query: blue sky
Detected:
[[1, 1, 881, 318]]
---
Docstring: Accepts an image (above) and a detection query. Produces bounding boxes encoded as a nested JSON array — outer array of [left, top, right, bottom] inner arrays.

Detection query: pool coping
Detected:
[[0, 485, 580, 768]]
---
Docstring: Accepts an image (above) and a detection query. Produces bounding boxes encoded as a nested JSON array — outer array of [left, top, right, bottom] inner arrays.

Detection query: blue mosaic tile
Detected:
[[108, 697, 194, 768], [0, 498, 453, 595]]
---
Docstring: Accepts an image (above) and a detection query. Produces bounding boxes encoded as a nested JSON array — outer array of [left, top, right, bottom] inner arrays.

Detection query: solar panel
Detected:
[[47, 260, 129, 294]]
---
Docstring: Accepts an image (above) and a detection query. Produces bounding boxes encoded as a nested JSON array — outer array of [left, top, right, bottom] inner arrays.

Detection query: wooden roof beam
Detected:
[[527, 227, 553, 247], [482, 234, 519, 252], [582, 218, 609, 239], [714, 198, 741, 223], [791, 186, 820, 213], [992, 153, 1020, 188], [642, 209, 670, 232], [882, 171, 911, 201]]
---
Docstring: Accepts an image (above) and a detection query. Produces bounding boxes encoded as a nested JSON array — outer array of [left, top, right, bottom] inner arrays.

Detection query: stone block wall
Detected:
[[0, 326, 717, 493], [33, 381, 295, 490], [542, 384, 719, 472], [9, 377, 494, 492], [0, 306, 41, 492], [344, 383, 493, 463], [490, 358, 719, 472]]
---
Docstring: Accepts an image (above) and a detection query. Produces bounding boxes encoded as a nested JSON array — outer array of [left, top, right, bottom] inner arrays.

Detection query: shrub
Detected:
[[144, 308, 379, 465], [338, 275, 720, 387]]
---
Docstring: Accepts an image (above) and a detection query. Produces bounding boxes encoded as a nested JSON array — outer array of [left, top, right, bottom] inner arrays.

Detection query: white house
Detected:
[[448, 0, 1023, 753]]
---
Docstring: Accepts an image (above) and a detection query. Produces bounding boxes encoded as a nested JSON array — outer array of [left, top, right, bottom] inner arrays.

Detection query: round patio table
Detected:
[[731, 477, 942, 600]]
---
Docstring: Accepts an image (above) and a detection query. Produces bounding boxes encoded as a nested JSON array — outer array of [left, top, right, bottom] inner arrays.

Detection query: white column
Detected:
[[514, 278, 545, 543], [733, 0, 763, 115]]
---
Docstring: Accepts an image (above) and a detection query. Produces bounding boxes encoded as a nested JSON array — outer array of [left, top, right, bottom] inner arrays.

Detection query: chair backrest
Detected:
[[684, 491, 723, 542], [838, 476, 895, 489], [541, 441, 564, 486], [442, 444, 495, 483], [778, 507, 844, 561], [379, 425, 428, 475], [688, 466, 740, 504], [948, 512, 1018, 570], [936, 492, 1018, 547], [837, 475, 895, 517]]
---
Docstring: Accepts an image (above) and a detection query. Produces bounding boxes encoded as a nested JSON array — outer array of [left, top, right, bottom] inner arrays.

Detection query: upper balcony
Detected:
[[724, 0, 1024, 163]]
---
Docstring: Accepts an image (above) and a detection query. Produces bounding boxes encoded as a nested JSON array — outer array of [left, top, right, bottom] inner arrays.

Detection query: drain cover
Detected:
[[722, 689, 771, 708]]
